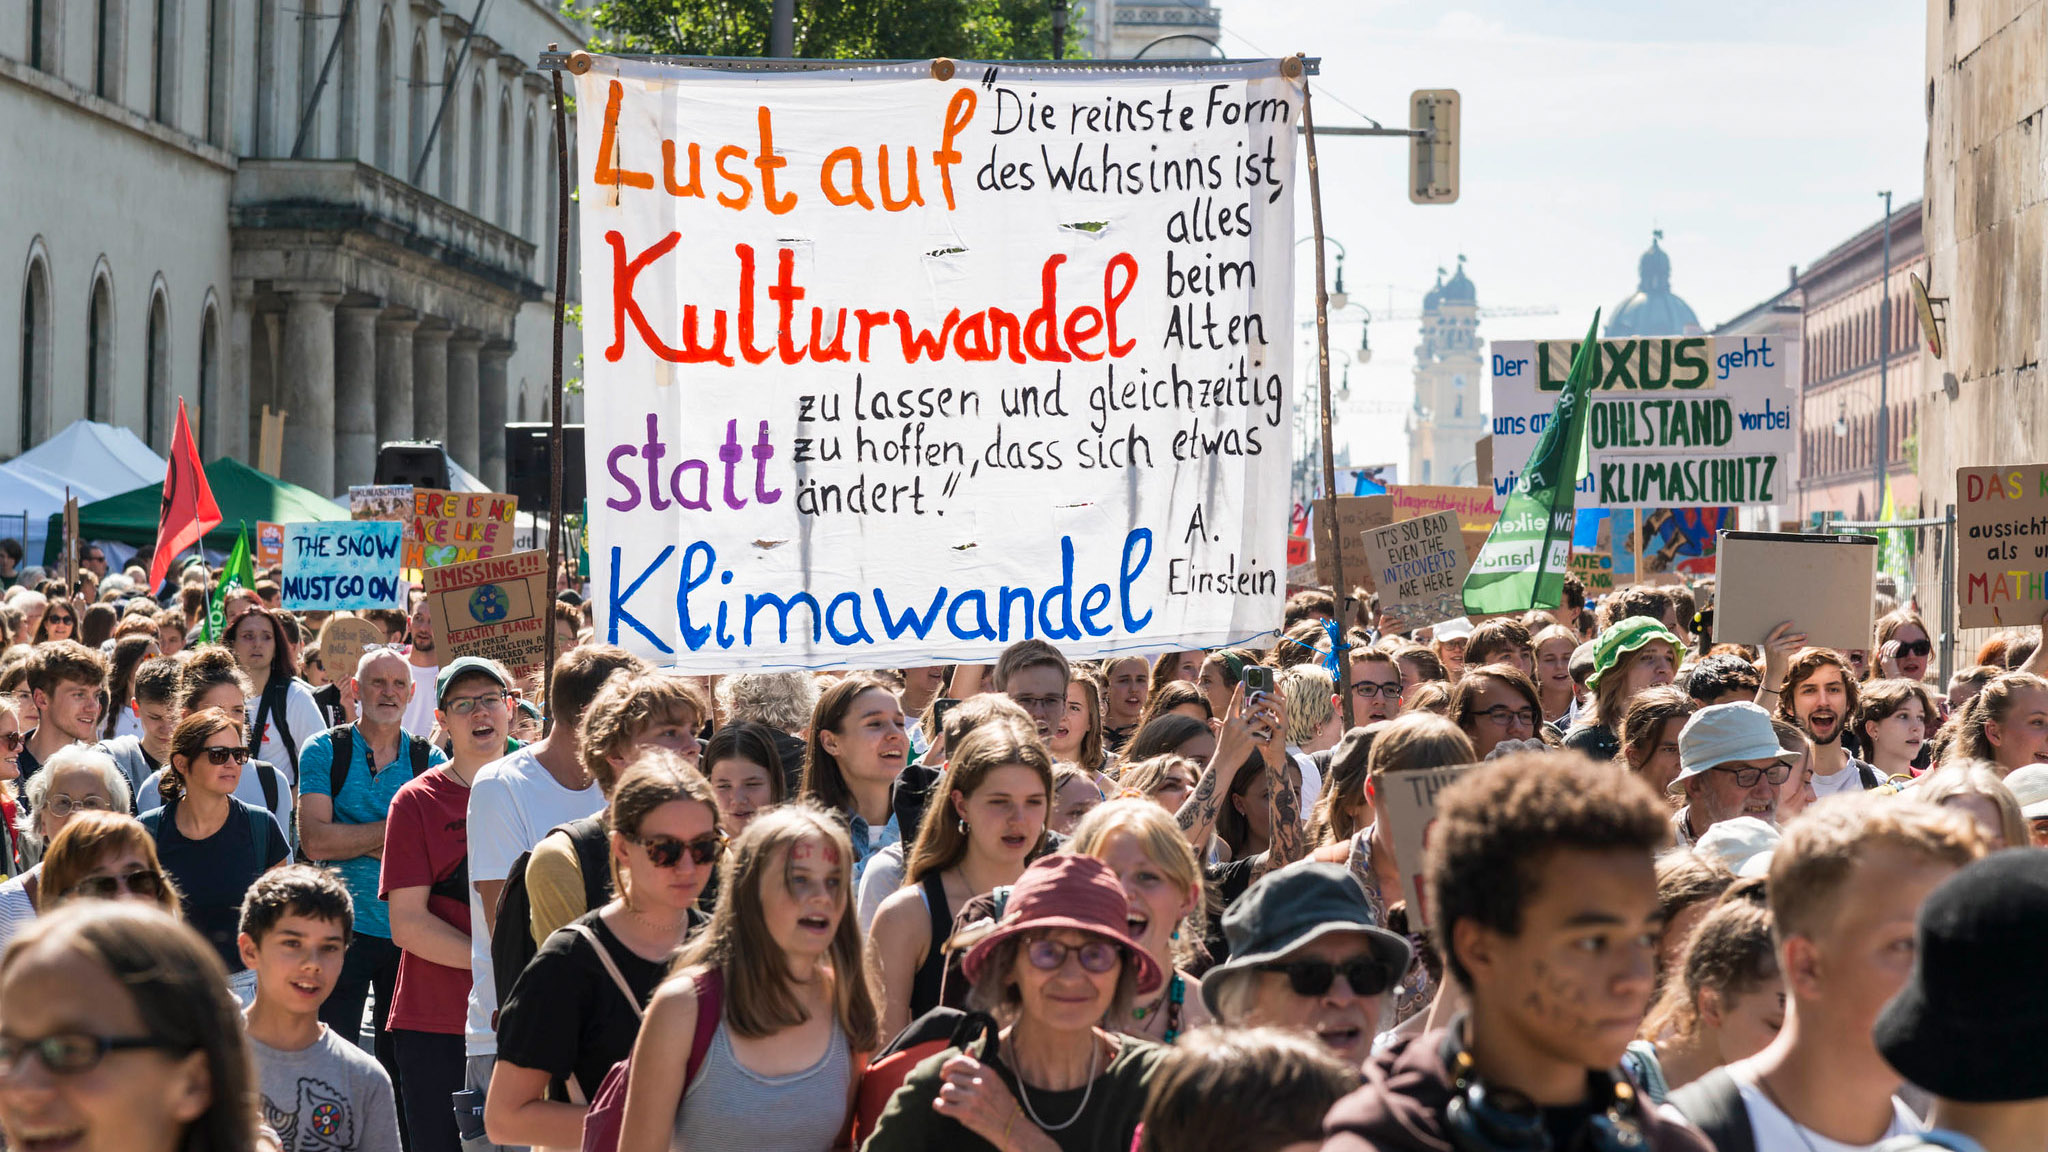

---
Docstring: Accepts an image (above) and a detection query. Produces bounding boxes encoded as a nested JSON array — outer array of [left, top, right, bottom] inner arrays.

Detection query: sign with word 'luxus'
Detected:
[[282, 522, 406, 611], [578, 59, 1298, 670], [1488, 336, 1797, 510], [424, 549, 549, 677], [1957, 464, 2048, 627]]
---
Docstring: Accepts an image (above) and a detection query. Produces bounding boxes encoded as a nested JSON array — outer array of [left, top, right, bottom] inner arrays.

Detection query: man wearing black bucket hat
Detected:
[[1872, 850, 2048, 1152]]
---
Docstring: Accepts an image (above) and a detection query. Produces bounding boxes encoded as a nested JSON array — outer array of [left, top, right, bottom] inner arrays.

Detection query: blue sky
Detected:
[[1207, 0, 1928, 470]]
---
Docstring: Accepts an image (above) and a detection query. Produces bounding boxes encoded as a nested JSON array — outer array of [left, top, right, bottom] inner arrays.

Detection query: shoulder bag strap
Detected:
[[567, 922, 644, 1021]]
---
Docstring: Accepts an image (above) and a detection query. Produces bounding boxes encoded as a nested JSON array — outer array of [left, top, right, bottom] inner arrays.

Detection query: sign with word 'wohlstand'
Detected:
[[407, 489, 516, 571], [1363, 511, 1472, 632], [1958, 465, 2048, 627], [424, 549, 548, 677], [578, 60, 1298, 671], [1488, 336, 1797, 510], [283, 522, 406, 611]]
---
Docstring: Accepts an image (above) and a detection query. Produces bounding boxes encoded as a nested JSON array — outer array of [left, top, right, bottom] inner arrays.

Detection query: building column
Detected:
[[412, 322, 450, 448], [478, 341, 512, 490], [446, 333, 482, 477], [334, 304, 381, 490], [375, 311, 418, 448], [279, 284, 342, 494]]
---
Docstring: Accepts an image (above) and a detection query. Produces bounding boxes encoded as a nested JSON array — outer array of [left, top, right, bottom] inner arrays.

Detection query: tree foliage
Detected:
[[577, 0, 1086, 61]]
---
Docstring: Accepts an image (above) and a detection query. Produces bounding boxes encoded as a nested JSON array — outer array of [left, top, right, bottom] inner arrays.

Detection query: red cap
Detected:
[[962, 853, 1164, 995]]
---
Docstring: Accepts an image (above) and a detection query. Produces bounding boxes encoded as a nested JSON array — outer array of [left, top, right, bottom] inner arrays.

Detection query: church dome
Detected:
[[1423, 256, 1477, 311], [1606, 231, 1700, 338]]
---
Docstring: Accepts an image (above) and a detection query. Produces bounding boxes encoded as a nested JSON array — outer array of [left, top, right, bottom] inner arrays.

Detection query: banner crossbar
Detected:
[[537, 51, 1317, 75]]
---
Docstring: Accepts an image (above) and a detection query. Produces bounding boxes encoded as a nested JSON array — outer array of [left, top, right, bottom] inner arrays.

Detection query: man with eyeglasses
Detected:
[[298, 648, 448, 1115], [1670, 702, 1799, 848], [78, 548, 106, 581], [1347, 650, 1405, 727], [990, 639, 1071, 747]]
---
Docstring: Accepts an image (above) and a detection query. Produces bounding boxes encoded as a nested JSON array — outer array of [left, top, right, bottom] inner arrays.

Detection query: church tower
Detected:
[[1407, 256, 1486, 486]]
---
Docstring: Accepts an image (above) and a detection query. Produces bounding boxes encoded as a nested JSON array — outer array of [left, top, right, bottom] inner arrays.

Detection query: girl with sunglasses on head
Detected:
[[486, 750, 720, 1150], [37, 810, 181, 917], [142, 708, 289, 1003], [617, 803, 878, 1152]]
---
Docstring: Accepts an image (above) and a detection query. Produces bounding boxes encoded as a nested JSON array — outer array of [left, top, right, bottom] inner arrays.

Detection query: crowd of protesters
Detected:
[[2, 547, 2047, 1152]]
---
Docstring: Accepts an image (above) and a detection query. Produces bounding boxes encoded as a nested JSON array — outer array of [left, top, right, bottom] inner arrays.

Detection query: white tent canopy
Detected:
[[0, 421, 168, 567]]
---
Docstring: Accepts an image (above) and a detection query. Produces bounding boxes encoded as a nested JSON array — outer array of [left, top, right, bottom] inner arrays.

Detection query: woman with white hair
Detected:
[[0, 744, 133, 946]]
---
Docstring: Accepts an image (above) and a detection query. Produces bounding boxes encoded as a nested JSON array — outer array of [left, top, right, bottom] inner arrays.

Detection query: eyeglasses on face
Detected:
[[1258, 955, 1394, 998], [1352, 681, 1402, 700], [67, 869, 166, 901], [1478, 705, 1537, 728], [42, 794, 112, 818], [0, 1033, 190, 1078], [1010, 695, 1065, 712], [630, 832, 724, 869], [1024, 937, 1123, 974], [442, 691, 510, 716], [200, 746, 252, 766], [1709, 761, 1792, 789]]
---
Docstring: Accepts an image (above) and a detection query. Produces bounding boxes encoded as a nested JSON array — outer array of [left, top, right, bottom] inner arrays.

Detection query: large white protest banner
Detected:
[[578, 59, 1299, 671], [1487, 336, 1798, 510]]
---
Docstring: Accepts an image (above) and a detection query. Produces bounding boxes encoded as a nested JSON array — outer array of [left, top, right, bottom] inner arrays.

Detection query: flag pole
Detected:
[[1294, 53, 1355, 729], [543, 46, 573, 736]]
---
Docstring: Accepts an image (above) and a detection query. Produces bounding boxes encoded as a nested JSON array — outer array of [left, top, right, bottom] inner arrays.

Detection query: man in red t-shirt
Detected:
[[382, 656, 514, 1152]]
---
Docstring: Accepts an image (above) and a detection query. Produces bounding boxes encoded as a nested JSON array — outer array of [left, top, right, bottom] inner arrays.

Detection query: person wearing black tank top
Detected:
[[868, 722, 1051, 1040]]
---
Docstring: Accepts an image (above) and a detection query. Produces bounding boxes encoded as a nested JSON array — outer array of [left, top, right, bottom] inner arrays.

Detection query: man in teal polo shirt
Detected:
[[300, 647, 447, 1119]]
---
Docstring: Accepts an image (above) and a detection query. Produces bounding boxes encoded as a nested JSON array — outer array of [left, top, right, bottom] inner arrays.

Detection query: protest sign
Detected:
[[1569, 550, 1618, 593], [1488, 336, 1796, 509], [255, 521, 284, 570], [318, 617, 384, 680], [1957, 464, 2048, 626], [282, 522, 406, 611], [1381, 763, 1476, 928], [1316, 495, 1490, 597], [1611, 507, 1730, 579], [1715, 531, 1878, 651], [1389, 485, 1495, 532], [350, 485, 412, 521], [577, 60, 1298, 672], [1363, 511, 1472, 632], [423, 549, 549, 676], [406, 489, 516, 570]]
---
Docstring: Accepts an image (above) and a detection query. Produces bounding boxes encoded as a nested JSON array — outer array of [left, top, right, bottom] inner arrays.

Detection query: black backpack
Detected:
[[490, 815, 612, 1011], [303, 724, 433, 865], [251, 679, 300, 781], [1667, 1066, 1756, 1152]]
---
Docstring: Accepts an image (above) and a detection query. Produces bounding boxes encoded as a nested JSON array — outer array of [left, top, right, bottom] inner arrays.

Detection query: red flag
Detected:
[[149, 398, 222, 589]]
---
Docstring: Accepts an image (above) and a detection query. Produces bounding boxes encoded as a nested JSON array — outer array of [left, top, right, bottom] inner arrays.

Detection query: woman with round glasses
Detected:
[[0, 746, 132, 947], [1446, 664, 1548, 760], [864, 853, 1167, 1152], [487, 750, 719, 1149], [142, 708, 289, 1002], [0, 902, 264, 1152], [38, 810, 180, 916]]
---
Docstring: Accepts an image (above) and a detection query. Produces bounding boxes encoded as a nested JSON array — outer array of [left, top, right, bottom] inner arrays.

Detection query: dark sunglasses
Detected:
[[631, 833, 723, 868], [0, 1033, 190, 1077], [0, 732, 21, 753], [67, 869, 167, 901], [44, 614, 74, 626], [1025, 937, 1123, 974], [1894, 639, 1932, 658], [1259, 956, 1394, 998], [201, 746, 252, 766]]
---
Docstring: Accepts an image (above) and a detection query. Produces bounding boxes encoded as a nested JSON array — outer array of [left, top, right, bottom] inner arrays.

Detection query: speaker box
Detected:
[[375, 442, 449, 489], [504, 424, 585, 511]]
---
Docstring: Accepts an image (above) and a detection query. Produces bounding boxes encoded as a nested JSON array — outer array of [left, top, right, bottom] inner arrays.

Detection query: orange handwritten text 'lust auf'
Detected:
[[594, 80, 978, 214]]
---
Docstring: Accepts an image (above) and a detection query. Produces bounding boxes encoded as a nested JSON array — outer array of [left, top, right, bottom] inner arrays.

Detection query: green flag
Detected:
[[206, 522, 255, 642], [1463, 311, 1601, 615]]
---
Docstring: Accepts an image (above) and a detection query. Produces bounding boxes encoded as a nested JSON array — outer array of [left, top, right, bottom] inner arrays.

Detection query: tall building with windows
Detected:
[[1, 0, 584, 493], [1082, 0, 1225, 59], [1406, 258, 1484, 486]]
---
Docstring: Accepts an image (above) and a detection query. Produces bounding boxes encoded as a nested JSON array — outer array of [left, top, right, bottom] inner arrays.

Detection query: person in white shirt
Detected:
[[227, 606, 325, 789], [401, 591, 441, 739], [1775, 647, 1878, 796], [1670, 793, 1986, 1151]]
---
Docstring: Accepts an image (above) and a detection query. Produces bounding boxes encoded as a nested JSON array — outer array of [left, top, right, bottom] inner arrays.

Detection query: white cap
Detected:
[[1433, 616, 1475, 642], [1675, 701, 1798, 786], [1694, 816, 1780, 878], [2004, 763, 2048, 819]]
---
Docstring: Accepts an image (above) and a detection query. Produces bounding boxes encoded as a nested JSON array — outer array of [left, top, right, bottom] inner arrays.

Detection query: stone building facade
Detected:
[[1406, 258, 1485, 487]]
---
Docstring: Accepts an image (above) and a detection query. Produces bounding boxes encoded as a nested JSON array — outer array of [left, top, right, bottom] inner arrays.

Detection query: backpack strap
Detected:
[[1667, 1066, 1757, 1152], [1858, 762, 1881, 790], [256, 760, 279, 818], [254, 681, 299, 779], [569, 816, 614, 910], [567, 923, 644, 1021], [329, 724, 357, 802], [246, 802, 275, 857], [139, 808, 162, 839], [408, 735, 431, 776], [686, 968, 723, 1089]]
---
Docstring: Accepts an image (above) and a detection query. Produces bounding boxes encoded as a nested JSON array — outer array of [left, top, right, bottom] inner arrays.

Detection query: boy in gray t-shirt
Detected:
[[238, 865, 402, 1152]]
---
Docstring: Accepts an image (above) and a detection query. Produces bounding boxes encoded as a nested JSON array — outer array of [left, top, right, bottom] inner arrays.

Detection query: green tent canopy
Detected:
[[43, 456, 349, 566]]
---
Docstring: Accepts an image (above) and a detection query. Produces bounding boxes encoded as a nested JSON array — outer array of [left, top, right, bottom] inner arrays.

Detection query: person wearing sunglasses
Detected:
[[864, 852, 1168, 1152], [1872, 607, 1935, 685], [0, 746, 133, 948], [0, 902, 265, 1152], [38, 810, 179, 920], [30, 602, 76, 645], [487, 750, 719, 1150], [141, 708, 290, 1004], [1855, 678, 1941, 783], [1670, 702, 1801, 849]]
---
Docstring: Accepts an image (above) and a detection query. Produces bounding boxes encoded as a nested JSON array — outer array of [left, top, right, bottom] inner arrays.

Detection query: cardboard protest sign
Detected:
[[1569, 550, 1618, 593], [1714, 531, 1878, 652], [1316, 495, 1489, 599], [407, 489, 516, 570], [1388, 485, 1494, 532], [255, 521, 285, 570], [423, 549, 548, 676], [282, 522, 406, 611], [317, 617, 384, 681], [1363, 511, 1472, 631], [577, 60, 1297, 671], [350, 485, 412, 521], [1957, 465, 2048, 627], [1488, 336, 1796, 509], [1380, 763, 1477, 929]]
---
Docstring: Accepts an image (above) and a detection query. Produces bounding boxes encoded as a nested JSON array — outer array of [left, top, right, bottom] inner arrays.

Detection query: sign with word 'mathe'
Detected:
[[1488, 336, 1796, 510], [424, 549, 549, 676], [407, 489, 516, 571], [578, 60, 1298, 670], [282, 522, 406, 610], [1958, 465, 2048, 627], [1362, 511, 1472, 632]]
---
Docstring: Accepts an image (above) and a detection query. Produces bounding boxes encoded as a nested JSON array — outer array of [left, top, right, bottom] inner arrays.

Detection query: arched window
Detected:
[[298, 0, 321, 147], [18, 254, 51, 453], [468, 76, 486, 215], [204, 0, 226, 145], [496, 88, 512, 226], [374, 12, 394, 171], [439, 50, 458, 197], [86, 271, 114, 424], [94, 0, 122, 101], [145, 287, 169, 450], [199, 300, 220, 458], [152, 0, 177, 123], [408, 34, 427, 181], [336, 0, 359, 156], [521, 106, 537, 239], [29, 0, 47, 71], [255, 0, 279, 155]]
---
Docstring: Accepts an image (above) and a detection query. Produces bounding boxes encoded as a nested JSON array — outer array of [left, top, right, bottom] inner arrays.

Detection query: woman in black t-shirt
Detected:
[[486, 750, 719, 1150]]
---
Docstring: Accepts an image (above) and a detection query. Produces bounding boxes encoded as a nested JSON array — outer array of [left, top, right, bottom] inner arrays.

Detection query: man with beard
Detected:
[[1775, 649, 1878, 797], [1671, 702, 1798, 847], [400, 589, 440, 738]]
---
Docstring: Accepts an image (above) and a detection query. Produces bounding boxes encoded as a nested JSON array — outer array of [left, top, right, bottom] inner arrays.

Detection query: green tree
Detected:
[[577, 0, 1085, 61]]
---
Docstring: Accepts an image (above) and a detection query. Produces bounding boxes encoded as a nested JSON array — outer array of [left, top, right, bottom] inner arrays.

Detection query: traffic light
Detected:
[[1409, 89, 1459, 205]]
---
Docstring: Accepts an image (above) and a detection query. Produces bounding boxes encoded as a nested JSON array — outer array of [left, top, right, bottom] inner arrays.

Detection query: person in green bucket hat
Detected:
[[1561, 616, 1685, 762]]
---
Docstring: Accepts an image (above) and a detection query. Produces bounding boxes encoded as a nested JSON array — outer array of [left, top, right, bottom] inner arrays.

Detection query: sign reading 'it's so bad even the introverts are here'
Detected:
[[1488, 336, 1798, 510], [578, 60, 1300, 670]]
